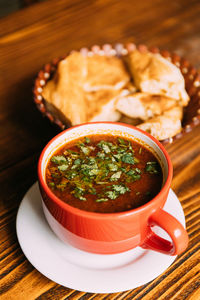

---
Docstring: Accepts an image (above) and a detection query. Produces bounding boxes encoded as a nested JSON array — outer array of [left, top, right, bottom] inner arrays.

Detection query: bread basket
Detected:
[[33, 43, 200, 144]]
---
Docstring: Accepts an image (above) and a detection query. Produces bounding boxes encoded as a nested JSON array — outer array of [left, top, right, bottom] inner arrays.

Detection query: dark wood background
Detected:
[[0, 0, 200, 299]]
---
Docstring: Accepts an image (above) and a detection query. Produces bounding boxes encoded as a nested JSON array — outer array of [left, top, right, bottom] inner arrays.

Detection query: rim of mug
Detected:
[[38, 122, 173, 219]]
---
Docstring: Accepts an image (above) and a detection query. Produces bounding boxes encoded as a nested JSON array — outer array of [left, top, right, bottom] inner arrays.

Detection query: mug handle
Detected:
[[141, 209, 189, 255]]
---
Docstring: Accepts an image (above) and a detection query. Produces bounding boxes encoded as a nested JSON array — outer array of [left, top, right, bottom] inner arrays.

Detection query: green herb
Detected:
[[111, 156, 117, 162], [81, 164, 99, 177], [85, 137, 90, 144], [126, 168, 141, 181], [106, 190, 118, 200], [49, 182, 55, 188], [121, 153, 135, 164], [56, 181, 67, 191], [82, 176, 92, 183], [51, 155, 67, 165], [79, 196, 87, 201], [102, 144, 111, 153], [111, 144, 117, 151], [64, 150, 79, 159], [108, 163, 118, 172], [74, 158, 81, 165], [80, 145, 90, 155], [113, 153, 121, 161], [96, 198, 108, 202], [58, 164, 68, 171], [97, 152, 105, 159], [117, 147, 126, 154], [74, 186, 86, 200], [118, 138, 126, 145], [105, 184, 130, 200], [112, 184, 130, 194], [71, 164, 78, 169], [146, 161, 160, 174], [105, 156, 111, 160], [88, 168, 99, 176], [67, 171, 77, 179], [110, 171, 122, 181], [89, 187, 96, 195], [136, 191, 140, 195], [127, 168, 141, 175], [128, 142, 134, 152], [87, 157, 96, 165]]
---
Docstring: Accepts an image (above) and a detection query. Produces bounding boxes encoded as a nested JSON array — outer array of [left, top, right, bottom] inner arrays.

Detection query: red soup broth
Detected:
[[45, 135, 163, 213]]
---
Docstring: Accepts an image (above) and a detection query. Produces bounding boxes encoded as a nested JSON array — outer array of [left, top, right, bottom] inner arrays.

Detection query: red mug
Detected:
[[38, 122, 188, 255]]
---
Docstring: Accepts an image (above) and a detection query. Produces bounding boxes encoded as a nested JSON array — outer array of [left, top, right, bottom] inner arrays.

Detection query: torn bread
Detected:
[[85, 89, 122, 122], [116, 93, 177, 120], [125, 50, 189, 106], [137, 106, 183, 140], [119, 115, 142, 126], [120, 81, 137, 94], [84, 55, 130, 91], [42, 52, 87, 125]]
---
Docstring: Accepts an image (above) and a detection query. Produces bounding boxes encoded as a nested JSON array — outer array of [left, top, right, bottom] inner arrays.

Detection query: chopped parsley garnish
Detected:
[[110, 171, 122, 181], [112, 184, 130, 194], [97, 152, 105, 159], [106, 184, 130, 200], [113, 153, 121, 161], [126, 168, 141, 181], [58, 164, 68, 171], [96, 198, 108, 202], [146, 161, 160, 174], [106, 190, 118, 200], [51, 155, 67, 165], [80, 145, 90, 155], [108, 163, 118, 172], [118, 138, 126, 145], [85, 137, 90, 144], [47, 136, 161, 203], [121, 153, 135, 164], [98, 141, 111, 153], [74, 158, 81, 165], [67, 171, 77, 179], [73, 186, 86, 201]]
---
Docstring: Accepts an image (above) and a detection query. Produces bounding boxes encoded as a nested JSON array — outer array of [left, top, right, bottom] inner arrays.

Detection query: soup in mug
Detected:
[[45, 135, 163, 213]]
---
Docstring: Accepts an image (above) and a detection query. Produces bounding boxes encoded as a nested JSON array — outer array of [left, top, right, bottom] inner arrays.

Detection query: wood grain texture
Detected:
[[0, 0, 200, 299]]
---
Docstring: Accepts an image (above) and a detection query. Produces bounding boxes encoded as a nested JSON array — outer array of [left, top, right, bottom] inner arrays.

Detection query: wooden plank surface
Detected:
[[0, 0, 200, 299]]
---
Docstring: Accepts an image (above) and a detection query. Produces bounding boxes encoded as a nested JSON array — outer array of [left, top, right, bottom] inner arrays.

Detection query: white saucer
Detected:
[[16, 182, 185, 293]]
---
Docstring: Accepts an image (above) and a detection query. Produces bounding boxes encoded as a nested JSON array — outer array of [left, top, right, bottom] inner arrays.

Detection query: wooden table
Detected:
[[0, 0, 200, 299]]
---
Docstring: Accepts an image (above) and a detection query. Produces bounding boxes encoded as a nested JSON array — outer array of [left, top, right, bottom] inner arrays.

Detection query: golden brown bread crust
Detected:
[[116, 93, 177, 120], [85, 89, 122, 121], [84, 55, 130, 91], [137, 106, 183, 140], [124, 50, 189, 106], [42, 52, 87, 125], [42, 53, 130, 125]]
